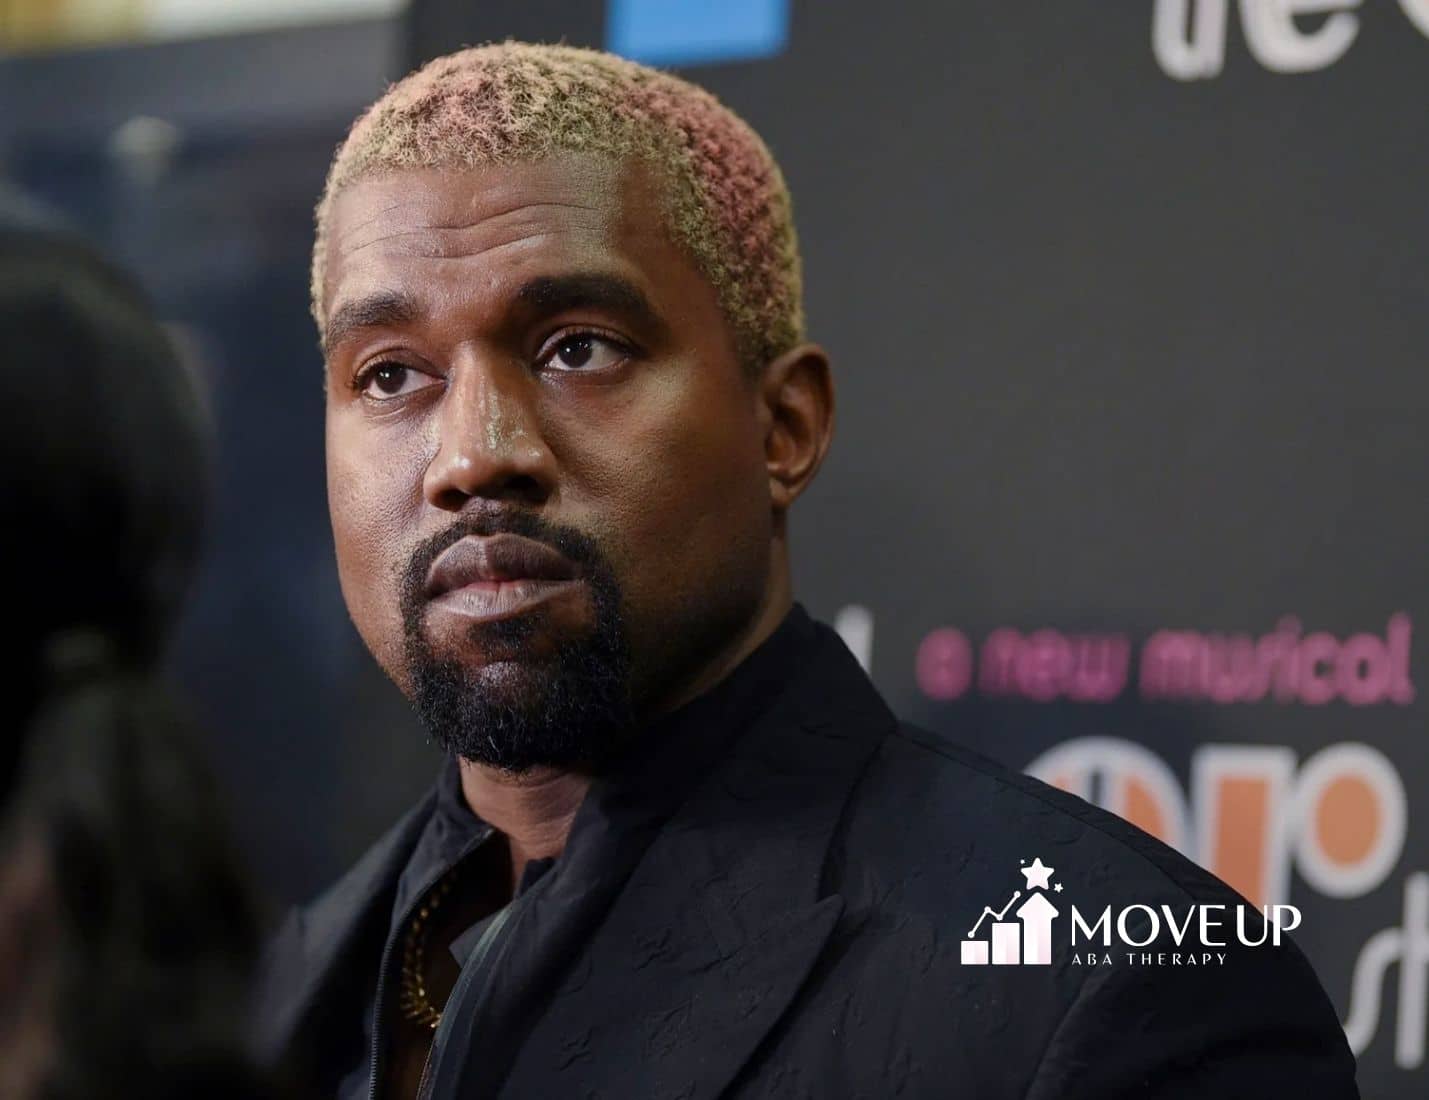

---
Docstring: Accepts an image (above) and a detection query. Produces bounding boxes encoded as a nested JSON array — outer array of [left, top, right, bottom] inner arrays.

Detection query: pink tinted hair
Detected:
[[313, 41, 804, 367]]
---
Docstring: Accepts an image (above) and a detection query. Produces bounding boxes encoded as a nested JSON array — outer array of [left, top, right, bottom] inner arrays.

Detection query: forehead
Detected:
[[320, 156, 679, 325]]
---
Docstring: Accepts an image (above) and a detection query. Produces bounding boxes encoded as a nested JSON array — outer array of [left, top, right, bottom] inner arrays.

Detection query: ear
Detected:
[[759, 343, 835, 513]]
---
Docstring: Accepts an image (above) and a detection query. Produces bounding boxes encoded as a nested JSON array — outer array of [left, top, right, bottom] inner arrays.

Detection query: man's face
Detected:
[[321, 156, 774, 769]]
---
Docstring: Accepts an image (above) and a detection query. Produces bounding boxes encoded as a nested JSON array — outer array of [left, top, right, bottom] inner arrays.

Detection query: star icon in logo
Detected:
[[1054, 883, 1064, 893], [1021, 857, 1055, 891]]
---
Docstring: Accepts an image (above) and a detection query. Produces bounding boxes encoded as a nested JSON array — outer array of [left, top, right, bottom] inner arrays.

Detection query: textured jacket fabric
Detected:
[[255, 607, 1358, 1099]]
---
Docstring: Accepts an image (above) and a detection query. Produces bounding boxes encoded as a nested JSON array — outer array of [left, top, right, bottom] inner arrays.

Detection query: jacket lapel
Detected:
[[252, 789, 433, 1073], [501, 627, 894, 1099]]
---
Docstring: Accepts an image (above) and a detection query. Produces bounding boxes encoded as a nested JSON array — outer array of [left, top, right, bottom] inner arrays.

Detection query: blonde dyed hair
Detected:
[[312, 41, 804, 368]]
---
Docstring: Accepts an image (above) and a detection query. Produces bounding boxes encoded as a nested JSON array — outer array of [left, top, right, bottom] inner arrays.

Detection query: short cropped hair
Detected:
[[313, 41, 804, 369]]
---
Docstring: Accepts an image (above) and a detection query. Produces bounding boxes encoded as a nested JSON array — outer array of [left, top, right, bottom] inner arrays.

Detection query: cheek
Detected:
[[326, 411, 430, 674], [552, 367, 770, 607]]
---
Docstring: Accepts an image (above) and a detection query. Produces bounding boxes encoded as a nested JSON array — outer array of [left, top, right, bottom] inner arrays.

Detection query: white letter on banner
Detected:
[[1153, 0, 1229, 80], [1240, 0, 1360, 73]]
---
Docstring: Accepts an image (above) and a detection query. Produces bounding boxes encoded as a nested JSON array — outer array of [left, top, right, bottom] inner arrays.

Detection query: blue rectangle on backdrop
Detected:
[[607, 0, 790, 67]]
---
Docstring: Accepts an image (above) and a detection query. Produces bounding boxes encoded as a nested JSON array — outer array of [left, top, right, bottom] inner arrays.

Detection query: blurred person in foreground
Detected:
[[257, 43, 1358, 1100], [0, 210, 269, 1099]]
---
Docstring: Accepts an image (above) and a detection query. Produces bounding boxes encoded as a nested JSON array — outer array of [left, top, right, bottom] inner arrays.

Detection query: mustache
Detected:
[[399, 508, 609, 615]]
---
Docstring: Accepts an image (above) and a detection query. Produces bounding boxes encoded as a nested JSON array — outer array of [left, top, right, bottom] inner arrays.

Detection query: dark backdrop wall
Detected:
[[3, 3, 1424, 1096]]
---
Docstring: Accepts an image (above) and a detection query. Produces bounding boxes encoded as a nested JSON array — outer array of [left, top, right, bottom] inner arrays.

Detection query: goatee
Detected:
[[397, 510, 633, 773]]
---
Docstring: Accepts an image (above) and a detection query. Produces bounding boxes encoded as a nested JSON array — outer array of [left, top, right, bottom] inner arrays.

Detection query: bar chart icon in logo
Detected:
[[961, 858, 1061, 966]]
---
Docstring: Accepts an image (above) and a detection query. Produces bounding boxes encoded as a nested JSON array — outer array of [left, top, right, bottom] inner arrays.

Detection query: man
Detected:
[[256, 43, 1358, 1099]]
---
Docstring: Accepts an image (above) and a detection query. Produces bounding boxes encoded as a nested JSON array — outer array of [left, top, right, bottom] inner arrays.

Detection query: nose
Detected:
[[422, 354, 555, 512]]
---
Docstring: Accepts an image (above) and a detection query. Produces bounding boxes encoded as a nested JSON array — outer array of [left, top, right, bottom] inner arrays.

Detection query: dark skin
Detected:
[[321, 154, 833, 1098]]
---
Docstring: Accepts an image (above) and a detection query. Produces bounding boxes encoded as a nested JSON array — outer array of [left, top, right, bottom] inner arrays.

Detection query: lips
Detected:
[[424, 533, 579, 600]]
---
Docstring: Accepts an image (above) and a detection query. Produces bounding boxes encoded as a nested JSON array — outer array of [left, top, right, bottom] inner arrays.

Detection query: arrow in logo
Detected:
[[967, 890, 1022, 939]]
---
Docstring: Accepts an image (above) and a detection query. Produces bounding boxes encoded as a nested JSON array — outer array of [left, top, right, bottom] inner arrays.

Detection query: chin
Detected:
[[464, 658, 560, 704], [408, 639, 632, 772], [424, 605, 588, 668], [401, 571, 633, 769]]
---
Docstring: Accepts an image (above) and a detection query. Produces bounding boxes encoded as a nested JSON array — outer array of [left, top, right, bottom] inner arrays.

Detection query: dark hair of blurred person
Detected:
[[0, 204, 269, 1099]]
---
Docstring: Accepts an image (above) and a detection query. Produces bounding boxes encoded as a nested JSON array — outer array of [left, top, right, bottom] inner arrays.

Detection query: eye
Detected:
[[357, 362, 439, 400], [541, 333, 630, 373]]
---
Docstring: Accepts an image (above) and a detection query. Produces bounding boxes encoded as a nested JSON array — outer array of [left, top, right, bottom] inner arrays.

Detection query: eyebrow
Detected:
[[322, 272, 667, 357], [515, 273, 664, 336], [322, 290, 423, 356]]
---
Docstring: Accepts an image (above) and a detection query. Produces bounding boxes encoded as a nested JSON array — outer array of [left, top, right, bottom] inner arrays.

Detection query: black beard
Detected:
[[397, 511, 633, 773]]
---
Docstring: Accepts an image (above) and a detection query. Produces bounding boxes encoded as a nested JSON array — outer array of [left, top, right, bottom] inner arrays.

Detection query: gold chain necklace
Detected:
[[398, 872, 456, 1030]]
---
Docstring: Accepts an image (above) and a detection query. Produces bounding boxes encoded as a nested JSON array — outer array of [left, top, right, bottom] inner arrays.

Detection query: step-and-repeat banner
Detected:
[[412, 2, 1428, 1094]]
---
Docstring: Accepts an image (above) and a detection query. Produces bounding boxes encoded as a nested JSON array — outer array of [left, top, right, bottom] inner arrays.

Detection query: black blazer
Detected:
[[255, 612, 1358, 1099]]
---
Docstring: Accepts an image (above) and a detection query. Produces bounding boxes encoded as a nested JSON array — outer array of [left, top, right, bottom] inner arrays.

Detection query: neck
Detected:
[[458, 761, 590, 896], [642, 561, 794, 722]]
